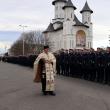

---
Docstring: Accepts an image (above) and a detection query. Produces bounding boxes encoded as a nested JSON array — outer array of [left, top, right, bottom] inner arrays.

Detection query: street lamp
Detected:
[[19, 25, 28, 55]]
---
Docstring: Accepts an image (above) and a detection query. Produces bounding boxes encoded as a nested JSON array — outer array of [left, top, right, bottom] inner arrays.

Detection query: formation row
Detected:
[[1, 50, 110, 84]]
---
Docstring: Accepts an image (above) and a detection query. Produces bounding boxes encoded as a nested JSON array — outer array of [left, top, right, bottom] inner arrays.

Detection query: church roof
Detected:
[[73, 15, 89, 28], [43, 22, 63, 33], [43, 23, 54, 33], [53, 21, 63, 24], [52, 0, 67, 5], [80, 1, 93, 13], [63, 0, 76, 10]]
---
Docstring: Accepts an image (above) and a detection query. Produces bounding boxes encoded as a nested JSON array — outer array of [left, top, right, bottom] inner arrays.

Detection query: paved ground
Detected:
[[1, 62, 110, 110]]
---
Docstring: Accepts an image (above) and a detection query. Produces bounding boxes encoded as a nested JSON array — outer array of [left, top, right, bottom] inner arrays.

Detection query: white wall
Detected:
[[82, 12, 91, 24], [54, 2, 66, 19], [47, 30, 63, 52], [64, 8, 74, 21]]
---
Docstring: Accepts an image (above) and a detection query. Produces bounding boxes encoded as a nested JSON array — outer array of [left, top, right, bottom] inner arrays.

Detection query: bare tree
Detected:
[[9, 39, 23, 56], [10, 30, 44, 56]]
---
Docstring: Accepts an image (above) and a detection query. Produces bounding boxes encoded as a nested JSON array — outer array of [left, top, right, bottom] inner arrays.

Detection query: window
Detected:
[[56, 6, 58, 10], [76, 30, 86, 47], [72, 40, 74, 48], [59, 41, 60, 49], [56, 15, 58, 18], [88, 17, 90, 22], [71, 29, 72, 34], [71, 13, 72, 18], [70, 40, 71, 48], [64, 40, 66, 48], [60, 40, 62, 49], [90, 42, 91, 48], [60, 6, 62, 9], [57, 41, 59, 49], [60, 14, 62, 18], [88, 42, 89, 48], [70, 40, 74, 48], [67, 18, 70, 21]]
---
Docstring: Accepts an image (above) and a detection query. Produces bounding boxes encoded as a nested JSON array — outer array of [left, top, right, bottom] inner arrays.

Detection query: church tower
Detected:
[[80, 1, 93, 48], [80, 1, 93, 25], [62, 0, 76, 49], [52, 0, 67, 23]]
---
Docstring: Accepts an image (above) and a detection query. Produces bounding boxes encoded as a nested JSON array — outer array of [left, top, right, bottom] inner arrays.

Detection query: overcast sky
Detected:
[[0, 0, 110, 53]]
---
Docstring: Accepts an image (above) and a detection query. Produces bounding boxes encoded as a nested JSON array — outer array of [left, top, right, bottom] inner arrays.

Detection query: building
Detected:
[[43, 0, 93, 51]]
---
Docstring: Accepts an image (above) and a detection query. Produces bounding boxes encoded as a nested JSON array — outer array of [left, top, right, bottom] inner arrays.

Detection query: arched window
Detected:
[[56, 6, 58, 10], [88, 17, 90, 22], [71, 13, 72, 18], [76, 30, 86, 47], [72, 40, 74, 48], [70, 40, 71, 48], [90, 42, 91, 48], [88, 42, 89, 48], [56, 15, 58, 18], [64, 40, 66, 48]]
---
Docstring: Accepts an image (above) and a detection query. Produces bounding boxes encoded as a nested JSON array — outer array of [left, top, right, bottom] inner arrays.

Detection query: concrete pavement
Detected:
[[0, 62, 110, 110]]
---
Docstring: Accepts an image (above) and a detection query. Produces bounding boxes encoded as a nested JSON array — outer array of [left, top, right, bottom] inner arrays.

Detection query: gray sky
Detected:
[[0, 0, 110, 52]]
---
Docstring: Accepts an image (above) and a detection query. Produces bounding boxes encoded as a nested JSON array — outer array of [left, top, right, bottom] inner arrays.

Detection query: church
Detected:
[[43, 0, 93, 52]]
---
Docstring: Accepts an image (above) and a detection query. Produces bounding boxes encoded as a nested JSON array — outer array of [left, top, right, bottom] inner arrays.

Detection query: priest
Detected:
[[34, 45, 56, 96]]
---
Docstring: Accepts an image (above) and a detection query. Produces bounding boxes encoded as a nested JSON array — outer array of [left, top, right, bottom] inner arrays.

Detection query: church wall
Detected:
[[82, 12, 91, 24], [45, 25, 93, 51], [63, 21, 76, 49], [63, 20, 73, 35], [64, 8, 74, 21], [86, 23, 93, 48], [47, 30, 63, 52], [63, 34, 76, 49], [54, 2, 65, 19]]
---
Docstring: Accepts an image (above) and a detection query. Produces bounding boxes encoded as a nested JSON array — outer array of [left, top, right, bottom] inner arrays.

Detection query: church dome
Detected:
[[80, 1, 93, 13], [62, 0, 76, 10], [52, 0, 67, 5]]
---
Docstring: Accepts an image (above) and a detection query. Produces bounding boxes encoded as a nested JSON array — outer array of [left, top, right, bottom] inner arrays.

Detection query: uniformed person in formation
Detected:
[[33, 45, 56, 96]]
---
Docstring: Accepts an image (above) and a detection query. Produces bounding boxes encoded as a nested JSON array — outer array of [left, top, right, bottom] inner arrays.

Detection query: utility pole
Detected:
[[19, 25, 28, 55]]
